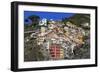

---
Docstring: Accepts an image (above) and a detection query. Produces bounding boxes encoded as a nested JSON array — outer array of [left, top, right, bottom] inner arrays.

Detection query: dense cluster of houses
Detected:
[[26, 18, 86, 60]]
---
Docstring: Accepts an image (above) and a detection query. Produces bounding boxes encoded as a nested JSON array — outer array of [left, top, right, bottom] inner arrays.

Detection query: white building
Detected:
[[39, 18, 47, 26]]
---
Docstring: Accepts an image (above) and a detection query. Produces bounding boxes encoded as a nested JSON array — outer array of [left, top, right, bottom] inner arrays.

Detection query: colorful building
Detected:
[[49, 44, 64, 60]]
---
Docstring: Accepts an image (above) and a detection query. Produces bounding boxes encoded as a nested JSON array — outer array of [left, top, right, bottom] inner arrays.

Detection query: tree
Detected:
[[28, 15, 40, 28]]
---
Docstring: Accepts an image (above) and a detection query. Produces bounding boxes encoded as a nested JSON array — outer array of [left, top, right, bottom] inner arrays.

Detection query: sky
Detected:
[[24, 11, 75, 24]]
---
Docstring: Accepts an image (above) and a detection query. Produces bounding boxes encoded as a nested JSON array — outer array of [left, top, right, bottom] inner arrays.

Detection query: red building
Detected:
[[49, 44, 61, 60]]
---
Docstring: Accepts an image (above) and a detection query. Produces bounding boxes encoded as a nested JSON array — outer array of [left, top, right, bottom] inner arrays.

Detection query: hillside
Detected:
[[62, 14, 90, 29]]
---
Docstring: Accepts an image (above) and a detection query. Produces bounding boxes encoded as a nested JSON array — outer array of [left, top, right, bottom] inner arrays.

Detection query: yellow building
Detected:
[[60, 49, 64, 59]]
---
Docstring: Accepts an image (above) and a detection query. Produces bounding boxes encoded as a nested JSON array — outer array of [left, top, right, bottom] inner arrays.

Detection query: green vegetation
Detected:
[[28, 15, 40, 27], [24, 15, 40, 32], [24, 39, 45, 61], [62, 14, 90, 29]]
